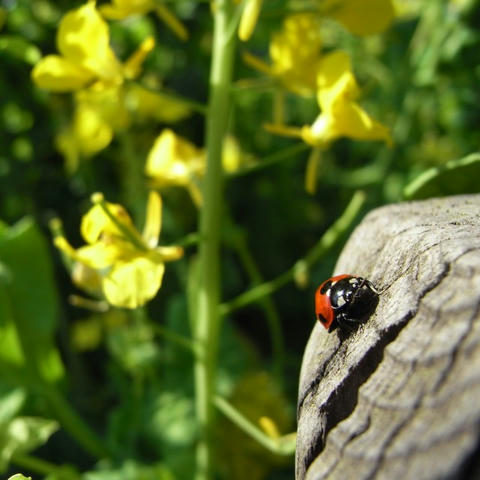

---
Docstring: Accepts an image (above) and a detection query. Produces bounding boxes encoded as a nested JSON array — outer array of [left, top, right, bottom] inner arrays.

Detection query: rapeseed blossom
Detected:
[[31, 2, 190, 170], [265, 50, 391, 193], [145, 130, 253, 205], [243, 13, 322, 95], [243, 0, 395, 94], [266, 51, 391, 147], [53, 192, 183, 309], [31, 1, 123, 92], [303, 51, 392, 146], [145, 129, 205, 205]]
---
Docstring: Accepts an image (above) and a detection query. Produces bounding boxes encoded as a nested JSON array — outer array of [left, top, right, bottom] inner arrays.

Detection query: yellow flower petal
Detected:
[[145, 129, 205, 186], [238, 0, 263, 41], [81, 201, 134, 244], [123, 36, 155, 80], [222, 135, 242, 173], [299, 49, 392, 146], [269, 13, 322, 95], [76, 85, 130, 132], [75, 242, 121, 269], [54, 235, 77, 259], [332, 101, 392, 144], [100, 0, 154, 19], [142, 191, 162, 249], [73, 101, 114, 155], [329, 0, 395, 36], [152, 245, 184, 262], [57, 1, 122, 84], [302, 101, 391, 146], [103, 256, 165, 309], [71, 262, 103, 295], [316, 50, 359, 104], [31, 55, 93, 91]]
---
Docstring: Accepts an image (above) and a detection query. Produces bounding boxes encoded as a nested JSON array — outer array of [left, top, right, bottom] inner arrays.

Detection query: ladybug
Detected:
[[315, 274, 379, 332]]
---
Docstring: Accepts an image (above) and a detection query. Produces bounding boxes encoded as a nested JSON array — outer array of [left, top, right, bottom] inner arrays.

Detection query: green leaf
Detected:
[[0, 416, 59, 472], [404, 153, 480, 200], [0, 388, 26, 425], [0, 217, 64, 383], [83, 460, 174, 480], [8, 474, 32, 480]]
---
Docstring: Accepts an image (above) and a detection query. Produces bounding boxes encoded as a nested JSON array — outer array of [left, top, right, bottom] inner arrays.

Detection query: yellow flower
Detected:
[[222, 135, 254, 173], [243, 1, 394, 92], [266, 51, 392, 147], [32, 1, 156, 93], [41, 30, 155, 171], [324, 0, 395, 36], [31, 1, 123, 92], [243, 13, 322, 95], [238, 0, 263, 41], [100, 0, 188, 41], [54, 192, 183, 309], [307, 50, 392, 146], [56, 85, 130, 172], [145, 130, 253, 205], [145, 129, 205, 186], [145, 129, 205, 205]]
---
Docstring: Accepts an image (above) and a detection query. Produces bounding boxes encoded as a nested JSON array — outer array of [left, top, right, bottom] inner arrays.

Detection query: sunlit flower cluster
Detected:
[[241, 0, 395, 192], [31, 1, 190, 172], [53, 192, 183, 309]]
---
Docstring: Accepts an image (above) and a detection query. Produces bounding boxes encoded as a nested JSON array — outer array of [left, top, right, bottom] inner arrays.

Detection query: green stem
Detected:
[[91, 193, 147, 252], [0, 360, 107, 460], [194, 3, 236, 480], [11, 452, 81, 480], [220, 190, 366, 315], [227, 142, 310, 178], [152, 323, 197, 354], [213, 395, 296, 456], [42, 384, 110, 459], [227, 223, 285, 382]]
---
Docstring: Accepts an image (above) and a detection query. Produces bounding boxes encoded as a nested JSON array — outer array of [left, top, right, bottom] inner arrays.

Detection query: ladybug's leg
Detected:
[[335, 313, 355, 332], [336, 312, 364, 331]]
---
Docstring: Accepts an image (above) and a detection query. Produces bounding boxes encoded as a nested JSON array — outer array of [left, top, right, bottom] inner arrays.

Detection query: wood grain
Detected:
[[296, 194, 480, 480]]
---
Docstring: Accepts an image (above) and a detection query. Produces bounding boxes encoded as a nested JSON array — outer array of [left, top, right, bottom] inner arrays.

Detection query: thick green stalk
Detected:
[[194, 2, 236, 479]]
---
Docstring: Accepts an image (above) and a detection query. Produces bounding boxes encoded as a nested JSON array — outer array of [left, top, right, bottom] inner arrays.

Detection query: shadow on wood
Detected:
[[296, 194, 480, 480]]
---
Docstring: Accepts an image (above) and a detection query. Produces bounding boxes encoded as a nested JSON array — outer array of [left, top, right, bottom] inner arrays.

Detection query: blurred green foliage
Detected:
[[0, 0, 479, 479]]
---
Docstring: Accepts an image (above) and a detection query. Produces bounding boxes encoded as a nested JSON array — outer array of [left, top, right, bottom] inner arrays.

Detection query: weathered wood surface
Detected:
[[296, 194, 480, 480]]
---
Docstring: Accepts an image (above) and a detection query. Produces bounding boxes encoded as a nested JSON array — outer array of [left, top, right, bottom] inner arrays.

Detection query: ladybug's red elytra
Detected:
[[315, 274, 379, 332]]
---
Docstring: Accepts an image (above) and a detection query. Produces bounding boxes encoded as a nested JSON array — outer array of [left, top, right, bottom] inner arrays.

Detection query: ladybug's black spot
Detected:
[[318, 314, 327, 324], [320, 281, 332, 295]]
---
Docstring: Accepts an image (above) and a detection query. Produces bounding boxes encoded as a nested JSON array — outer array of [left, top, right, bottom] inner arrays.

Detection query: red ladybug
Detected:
[[315, 274, 379, 332]]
